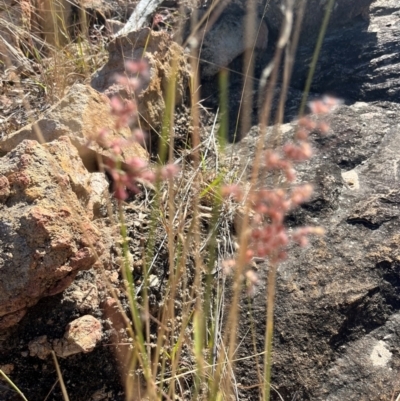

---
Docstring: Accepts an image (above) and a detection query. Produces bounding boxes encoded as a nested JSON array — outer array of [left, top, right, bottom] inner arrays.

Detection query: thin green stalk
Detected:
[[117, 206, 156, 399], [218, 69, 229, 149], [299, 0, 336, 116], [0, 369, 29, 401], [263, 262, 277, 401]]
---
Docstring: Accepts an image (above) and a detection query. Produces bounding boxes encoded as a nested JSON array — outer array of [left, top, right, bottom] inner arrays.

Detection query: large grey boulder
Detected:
[[227, 100, 400, 399], [264, 0, 373, 39], [290, 0, 400, 102]]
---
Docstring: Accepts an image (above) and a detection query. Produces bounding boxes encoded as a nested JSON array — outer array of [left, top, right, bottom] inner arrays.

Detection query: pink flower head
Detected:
[[290, 184, 313, 206], [285, 168, 296, 182], [109, 97, 137, 128], [115, 75, 140, 91], [125, 60, 149, 79], [264, 150, 282, 169], [127, 157, 148, 172], [295, 128, 309, 141], [161, 163, 180, 180], [109, 138, 128, 156], [152, 13, 165, 27], [283, 142, 312, 162], [317, 121, 330, 134], [245, 270, 258, 284], [141, 170, 156, 183], [245, 249, 254, 263], [221, 184, 242, 201], [308, 100, 330, 115], [110, 170, 129, 201], [322, 95, 343, 109], [222, 259, 236, 275], [309, 95, 343, 115], [298, 117, 317, 131], [132, 129, 146, 144]]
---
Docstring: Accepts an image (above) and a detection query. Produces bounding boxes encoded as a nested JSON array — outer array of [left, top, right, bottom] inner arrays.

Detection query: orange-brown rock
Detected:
[[0, 137, 107, 330], [0, 84, 148, 170], [91, 28, 191, 133], [53, 315, 102, 357]]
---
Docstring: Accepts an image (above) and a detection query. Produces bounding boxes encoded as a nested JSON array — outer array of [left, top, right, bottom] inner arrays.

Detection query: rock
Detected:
[[322, 314, 400, 400], [263, 0, 373, 39], [0, 137, 106, 329], [88, 172, 110, 218], [102, 297, 127, 341], [53, 315, 102, 357], [290, 0, 400, 102], [0, 84, 148, 170], [148, 274, 159, 288], [91, 28, 191, 132], [28, 335, 52, 360], [228, 100, 400, 399], [44, 136, 107, 221], [79, 0, 110, 15], [0, 363, 14, 375], [64, 276, 100, 314], [198, 3, 268, 77]]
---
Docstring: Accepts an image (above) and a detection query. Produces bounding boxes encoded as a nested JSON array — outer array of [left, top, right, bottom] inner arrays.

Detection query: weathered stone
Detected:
[[53, 315, 102, 357], [91, 28, 191, 132], [0, 84, 148, 170], [290, 0, 400, 102], [79, 0, 110, 15], [0, 363, 14, 375], [198, 3, 268, 77], [64, 277, 100, 313], [227, 100, 400, 400], [262, 0, 373, 39], [28, 335, 52, 360], [88, 172, 110, 218], [0, 137, 106, 329]]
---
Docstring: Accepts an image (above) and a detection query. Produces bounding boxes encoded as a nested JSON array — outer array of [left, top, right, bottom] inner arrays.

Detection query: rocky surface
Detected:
[[214, 2, 400, 397], [290, 0, 400, 102], [0, 84, 148, 171], [0, 137, 107, 330], [197, 3, 268, 77], [228, 101, 400, 400], [53, 315, 102, 357], [91, 28, 191, 132], [0, 269, 127, 400], [263, 0, 373, 40]]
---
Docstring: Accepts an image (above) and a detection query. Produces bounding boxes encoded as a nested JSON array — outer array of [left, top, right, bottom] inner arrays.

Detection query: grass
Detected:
[[0, 0, 336, 400], [0, 369, 29, 401]]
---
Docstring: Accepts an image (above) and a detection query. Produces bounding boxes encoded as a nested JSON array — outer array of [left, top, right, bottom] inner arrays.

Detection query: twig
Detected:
[[115, 0, 164, 37]]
